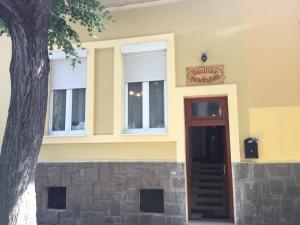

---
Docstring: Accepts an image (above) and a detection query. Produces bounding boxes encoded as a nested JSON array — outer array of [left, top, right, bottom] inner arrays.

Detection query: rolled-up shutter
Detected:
[[50, 59, 87, 90], [124, 50, 166, 83]]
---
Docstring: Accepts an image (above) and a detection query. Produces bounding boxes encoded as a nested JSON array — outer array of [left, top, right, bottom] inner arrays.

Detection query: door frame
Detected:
[[184, 96, 234, 222]]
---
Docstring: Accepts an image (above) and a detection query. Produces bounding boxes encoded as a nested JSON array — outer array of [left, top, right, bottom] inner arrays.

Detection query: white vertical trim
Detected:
[[48, 91, 54, 134], [164, 81, 168, 130], [65, 89, 72, 132], [86, 48, 95, 136], [143, 82, 149, 129], [166, 35, 175, 136], [124, 83, 129, 130], [107, 0, 189, 12]]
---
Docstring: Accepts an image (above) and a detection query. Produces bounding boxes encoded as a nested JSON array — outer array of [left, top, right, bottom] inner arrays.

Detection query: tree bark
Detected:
[[0, 0, 53, 224]]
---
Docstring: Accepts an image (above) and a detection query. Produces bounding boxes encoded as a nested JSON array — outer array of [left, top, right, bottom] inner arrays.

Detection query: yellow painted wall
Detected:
[[94, 48, 114, 134], [249, 106, 300, 162], [245, 0, 300, 162], [245, 0, 300, 107], [40, 142, 177, 162], [76, 0, 250, 153], [1, 0, 300, 162]]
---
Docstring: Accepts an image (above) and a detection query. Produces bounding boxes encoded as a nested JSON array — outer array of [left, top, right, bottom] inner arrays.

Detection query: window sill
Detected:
[[121, 132, 168, 136], [45, 132, 86, 138], [123, 128, 168, 135], [43, 133, 174, 144]]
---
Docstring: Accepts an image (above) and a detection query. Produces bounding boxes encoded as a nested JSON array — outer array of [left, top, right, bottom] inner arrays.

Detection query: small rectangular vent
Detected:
[[140, 189, 164, 213], [47, 187, 66, 210]]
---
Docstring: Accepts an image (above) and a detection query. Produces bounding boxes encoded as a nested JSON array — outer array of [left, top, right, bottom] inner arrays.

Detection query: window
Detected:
[[191, 101, 222, 117], [123, 42, 167, 134], [140, 189, 164, 213], [47, 187, 66, 210], [49, 53, 87, 135]]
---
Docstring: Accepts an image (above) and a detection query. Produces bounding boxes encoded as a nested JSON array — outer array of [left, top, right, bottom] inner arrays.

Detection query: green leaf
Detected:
[[0, 0, 113, 66]]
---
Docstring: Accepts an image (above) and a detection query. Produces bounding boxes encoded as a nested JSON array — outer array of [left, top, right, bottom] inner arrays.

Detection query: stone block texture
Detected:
[[35, 162, 186, 225], [233, 163, 300, 225]]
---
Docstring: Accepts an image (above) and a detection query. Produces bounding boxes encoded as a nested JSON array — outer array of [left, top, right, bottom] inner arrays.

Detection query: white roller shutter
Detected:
[[50, 59, 87, 90], [124, 50, 166, 83]]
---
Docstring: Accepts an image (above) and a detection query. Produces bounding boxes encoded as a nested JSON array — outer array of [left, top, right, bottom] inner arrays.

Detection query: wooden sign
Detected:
[[186, 65, 225, 86]]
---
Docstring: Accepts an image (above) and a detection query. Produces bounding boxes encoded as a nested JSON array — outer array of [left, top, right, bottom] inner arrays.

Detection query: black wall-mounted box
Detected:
[[244, 138, 259, 159]]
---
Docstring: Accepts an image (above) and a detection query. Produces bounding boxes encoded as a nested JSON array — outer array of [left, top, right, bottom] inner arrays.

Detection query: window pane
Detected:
[[191, 101, 221, 117], [52, 90, 66, 131], [128, 82, 143, 129], [149, 81, 165, 128], [72, 89, 86, 130]]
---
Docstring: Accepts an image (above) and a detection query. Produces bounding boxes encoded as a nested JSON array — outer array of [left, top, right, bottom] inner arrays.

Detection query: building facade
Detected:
[[0, 0, 300, 224]]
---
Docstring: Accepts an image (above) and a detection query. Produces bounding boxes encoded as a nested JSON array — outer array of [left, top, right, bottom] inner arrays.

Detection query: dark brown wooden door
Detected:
[[184, 96, 234, 222]]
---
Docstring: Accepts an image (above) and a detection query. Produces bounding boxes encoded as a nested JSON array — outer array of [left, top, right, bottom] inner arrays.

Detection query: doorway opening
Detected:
[[185, 97, 234, 222]]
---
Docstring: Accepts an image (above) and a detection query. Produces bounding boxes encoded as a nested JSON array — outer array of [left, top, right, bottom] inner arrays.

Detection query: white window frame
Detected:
[[48, 88, 86, 136], [124, 81, 167, 134], [48, 49, 87, 136], [123, 41, 168, 134]]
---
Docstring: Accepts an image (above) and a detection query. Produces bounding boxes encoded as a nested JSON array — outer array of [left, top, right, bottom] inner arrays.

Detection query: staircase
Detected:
[[190, 162, 228, 220]]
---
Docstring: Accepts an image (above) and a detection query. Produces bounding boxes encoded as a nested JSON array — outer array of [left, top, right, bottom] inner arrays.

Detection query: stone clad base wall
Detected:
[[35, 162, 186, 225], [233, 163, 300, 225], [36, 162, 300, 225]]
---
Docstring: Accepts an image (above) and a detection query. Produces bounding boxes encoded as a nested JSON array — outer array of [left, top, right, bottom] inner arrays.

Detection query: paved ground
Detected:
[[188, 221, 234, 225]]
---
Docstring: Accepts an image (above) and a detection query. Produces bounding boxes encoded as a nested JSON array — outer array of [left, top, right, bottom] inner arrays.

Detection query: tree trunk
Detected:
[[0, 0, 53, 224]]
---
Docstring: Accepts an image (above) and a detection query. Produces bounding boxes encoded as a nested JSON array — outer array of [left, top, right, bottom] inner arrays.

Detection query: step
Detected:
[[191, 185, 227, 191], [191, 210, 227, 217], [192, 171, 224, 176], [191, 174, 225, 180], [192, 164, 224, 169], [192, 166, 223, 171], [194, 178, 225, 183], [191, 207, 227, 214], [190, 213, 230, 221], [192, 168, 224, 174], [191, 193, 226, 199], [191, 196, 227, 204], [189, 213, 204, 220], [191, 180, 226, 188], [192, 162, 224, 168], [192, 202, 227, 210], [191, 201, 226, 207], [191, 188, 227, 195]]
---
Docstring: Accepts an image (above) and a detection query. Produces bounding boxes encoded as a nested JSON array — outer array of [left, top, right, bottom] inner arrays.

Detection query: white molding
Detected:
[[48, 130, 85, 136], [163, 80, 168, 130], [65, 89, 72, 132], [48, 90, 54, 133], [124, 128, 167, 134], [142, 82, 149, 129], [121, 41, 166, 54], [49, 49, 87, 60], [124, 83, 129, 130], [106, 0, 189, 12], [85, 48, 95, 136], [38, 159, 176, 163]]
